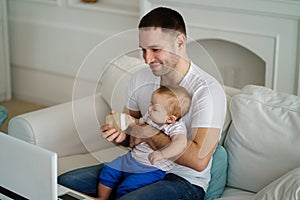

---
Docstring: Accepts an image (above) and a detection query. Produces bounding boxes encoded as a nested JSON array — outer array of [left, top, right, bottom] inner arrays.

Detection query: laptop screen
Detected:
[[0, 133, 58, 200]]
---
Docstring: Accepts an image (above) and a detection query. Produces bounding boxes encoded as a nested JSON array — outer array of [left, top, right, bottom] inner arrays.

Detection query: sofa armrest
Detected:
[[8, 94, 113, 157]]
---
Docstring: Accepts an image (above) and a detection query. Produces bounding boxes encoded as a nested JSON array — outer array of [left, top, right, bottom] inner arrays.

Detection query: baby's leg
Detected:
[[96, 184, 113, 200], [98, 163, 123, 200]]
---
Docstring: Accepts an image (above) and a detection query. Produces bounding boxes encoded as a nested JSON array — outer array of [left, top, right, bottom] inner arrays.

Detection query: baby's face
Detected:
[[148, 94, 169, 124]]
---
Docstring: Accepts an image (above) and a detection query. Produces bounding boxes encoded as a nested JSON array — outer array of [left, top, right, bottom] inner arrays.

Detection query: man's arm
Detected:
[[148, 134, 187, 164], [175, 127, 219, 171], [128, 124, 171, 149], [144, 127, 220, 172]]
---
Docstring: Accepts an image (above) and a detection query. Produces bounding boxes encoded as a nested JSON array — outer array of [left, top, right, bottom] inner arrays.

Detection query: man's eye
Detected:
[[152, 49, 160, 52]]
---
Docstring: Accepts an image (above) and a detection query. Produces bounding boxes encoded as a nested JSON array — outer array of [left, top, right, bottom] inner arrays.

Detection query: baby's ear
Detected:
[[166, 115, 177, 123]]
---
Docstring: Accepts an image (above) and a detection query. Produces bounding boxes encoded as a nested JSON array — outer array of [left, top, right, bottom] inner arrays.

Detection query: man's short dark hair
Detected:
[[139, 7, 186, 36]]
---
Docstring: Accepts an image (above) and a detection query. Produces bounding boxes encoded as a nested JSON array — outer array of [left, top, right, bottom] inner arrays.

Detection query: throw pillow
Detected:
[[225, 85, 300, 192], [0, 105, 8, 129], [254, 167, 300, 200], [205, 145, 228, 200]]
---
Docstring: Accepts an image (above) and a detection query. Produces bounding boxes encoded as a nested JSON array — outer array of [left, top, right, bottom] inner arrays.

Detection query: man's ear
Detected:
[[166, 115, 177, 123], [176, 33, 186, 48]]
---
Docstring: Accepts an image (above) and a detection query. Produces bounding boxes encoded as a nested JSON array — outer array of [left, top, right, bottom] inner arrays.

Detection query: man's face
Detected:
[[139, 28, 179, 76]]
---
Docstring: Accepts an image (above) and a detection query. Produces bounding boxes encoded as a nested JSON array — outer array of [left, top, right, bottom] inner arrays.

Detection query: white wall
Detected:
[[8, 0, 300, 106], [198, 39, 265, 89], [8, 0, 139, 106]]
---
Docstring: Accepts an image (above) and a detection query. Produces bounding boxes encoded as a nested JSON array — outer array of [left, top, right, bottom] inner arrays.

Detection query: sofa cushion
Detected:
[[58, 145, 128, 175], [205, 146, 228, 200], [216, 187, 254, 200], [253, 166, 300, 200], [224, 85, 300, 192]]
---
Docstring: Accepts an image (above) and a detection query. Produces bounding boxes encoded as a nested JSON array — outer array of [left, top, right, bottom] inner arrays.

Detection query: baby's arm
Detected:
[[148, 134, 187, 164]]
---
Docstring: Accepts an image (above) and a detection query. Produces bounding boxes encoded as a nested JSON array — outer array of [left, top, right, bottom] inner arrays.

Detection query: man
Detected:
[[59, 7, 226, 200]]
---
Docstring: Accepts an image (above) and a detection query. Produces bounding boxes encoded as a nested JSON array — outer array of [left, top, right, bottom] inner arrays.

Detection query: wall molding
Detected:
[[11, 0, 60, 6], [67, 0, 139, 17]]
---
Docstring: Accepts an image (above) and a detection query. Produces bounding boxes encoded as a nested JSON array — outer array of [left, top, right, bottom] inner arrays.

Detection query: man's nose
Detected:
[[144, 50, 154, 64]]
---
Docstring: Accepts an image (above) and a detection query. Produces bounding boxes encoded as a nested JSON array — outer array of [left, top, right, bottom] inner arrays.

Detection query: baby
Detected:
[[97, 85, 191, 200]]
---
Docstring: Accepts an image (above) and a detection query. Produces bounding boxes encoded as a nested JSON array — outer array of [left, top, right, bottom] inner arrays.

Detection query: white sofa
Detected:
[[8, 56, 300, 199]]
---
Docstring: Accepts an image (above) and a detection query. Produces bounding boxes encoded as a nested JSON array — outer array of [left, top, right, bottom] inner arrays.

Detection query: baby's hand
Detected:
[[148, 151, 164, 165]]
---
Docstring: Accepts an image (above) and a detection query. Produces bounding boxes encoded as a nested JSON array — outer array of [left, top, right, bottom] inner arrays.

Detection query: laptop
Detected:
[[0, 132, 93, 200]]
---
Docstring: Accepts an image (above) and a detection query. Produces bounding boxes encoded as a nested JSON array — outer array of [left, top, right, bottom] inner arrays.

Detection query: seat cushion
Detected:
[[215, 187, 254, 200], [253, 167, 300, 200], [224, 85, 300, 192], [58, 145, 128, 175]]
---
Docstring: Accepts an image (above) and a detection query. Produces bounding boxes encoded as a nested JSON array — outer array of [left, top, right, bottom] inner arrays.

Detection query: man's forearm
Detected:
[[145, 132, 212, 172], [175, 128, 220, 171], [145, 131, 171, 150], [147, 127, 220, 172], [175, 140, 217, 171]]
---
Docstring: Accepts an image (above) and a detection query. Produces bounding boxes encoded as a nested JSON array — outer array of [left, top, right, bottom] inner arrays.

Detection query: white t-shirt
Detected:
[[126, 62, 226, 191], [131, 112, 187, 171]]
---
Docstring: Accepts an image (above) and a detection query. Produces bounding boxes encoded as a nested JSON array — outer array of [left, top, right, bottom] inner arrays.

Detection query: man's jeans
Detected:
[[58, 164, 104, 197], [58, 164, 205, 200]]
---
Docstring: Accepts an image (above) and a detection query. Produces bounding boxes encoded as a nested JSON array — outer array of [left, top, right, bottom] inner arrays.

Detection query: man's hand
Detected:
[[100, 123, 127, 144]]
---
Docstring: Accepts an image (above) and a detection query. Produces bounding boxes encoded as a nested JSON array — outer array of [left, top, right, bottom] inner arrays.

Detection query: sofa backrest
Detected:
[[221, 86, 240, 145], [99, 55, 146, 112], [224, 85, 300, 192]]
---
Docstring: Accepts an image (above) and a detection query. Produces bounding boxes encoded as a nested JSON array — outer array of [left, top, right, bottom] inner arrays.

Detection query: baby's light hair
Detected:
[[153, 85, 191, 119]]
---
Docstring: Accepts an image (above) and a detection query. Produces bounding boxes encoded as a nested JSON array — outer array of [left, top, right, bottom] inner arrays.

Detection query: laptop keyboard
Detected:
[[58, 192, 85, 200]]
